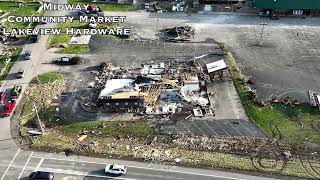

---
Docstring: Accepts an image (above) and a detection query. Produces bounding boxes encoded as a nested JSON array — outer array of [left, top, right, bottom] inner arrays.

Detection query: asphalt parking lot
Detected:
[[194, 24, 320, 103], [160, 119, 265, 138], [87, 36, 222, 66], [201, 26, 320, 102]]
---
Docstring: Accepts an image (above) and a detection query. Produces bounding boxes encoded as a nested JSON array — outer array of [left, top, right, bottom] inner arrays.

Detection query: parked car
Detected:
[[0, 92, 7, 104], [11, 85, 22, 99], [88, 22, 97, 29], [29, 171, 54, 180], [17, 68, 24, 78], [53, 56, 83, 65], [30, 34, 39, 43], [25, 50, 31, 60], [105, 164, 127, 175], [1, 100, 16, 116]]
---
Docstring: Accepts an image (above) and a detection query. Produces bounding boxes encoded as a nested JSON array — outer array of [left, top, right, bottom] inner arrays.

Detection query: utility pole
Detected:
[[33, 102, 45, 134], [156, 17, 159, 34], [259, 23, 267, 46]]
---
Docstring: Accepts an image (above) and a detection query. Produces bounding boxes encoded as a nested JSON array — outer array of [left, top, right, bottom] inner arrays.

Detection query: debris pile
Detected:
[[308, 90, 320, 108], [88, 59, 215, 120], [161, 26, 195, 42], [24, 81, 65, 113], [65, 134, 319, 162]]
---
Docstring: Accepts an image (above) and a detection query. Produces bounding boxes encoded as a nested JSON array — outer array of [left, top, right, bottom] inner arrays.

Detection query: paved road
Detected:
[[0, 150, 278, 180]]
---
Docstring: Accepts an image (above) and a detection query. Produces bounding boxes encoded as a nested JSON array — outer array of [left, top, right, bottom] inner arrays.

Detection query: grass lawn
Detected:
[[47, 21, 90, 53], [0, 48, 22, 83], [47, 34, 71, 48], [20, 72, 64, 127], [67, 0, 134, 11], [57, 44, 89, 54], [47, 20, 87, 48], [225, 50, 320, 147], [2, 2, 41, 30], [31, 72, 64, 85], [63, 121, 155, 138], [0, 2, 19, 11], [47, 20, 121, 53]]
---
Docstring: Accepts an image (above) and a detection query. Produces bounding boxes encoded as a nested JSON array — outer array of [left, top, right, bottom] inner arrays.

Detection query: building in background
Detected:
[[250, 0, 320, 16]]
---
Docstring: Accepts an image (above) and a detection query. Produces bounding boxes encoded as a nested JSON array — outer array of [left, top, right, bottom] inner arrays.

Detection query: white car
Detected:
[[105, 164, 127, 175], [88, 22, 97, 29]]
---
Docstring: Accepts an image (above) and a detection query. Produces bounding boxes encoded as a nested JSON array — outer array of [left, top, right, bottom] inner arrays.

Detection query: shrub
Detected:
[[70, 56, 82, 65]]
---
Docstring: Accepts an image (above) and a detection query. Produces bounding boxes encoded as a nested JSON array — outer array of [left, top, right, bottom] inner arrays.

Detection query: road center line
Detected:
[[0, 148, 21, 180], [31, 156, 248, 180], [18, 151, 34, 179]]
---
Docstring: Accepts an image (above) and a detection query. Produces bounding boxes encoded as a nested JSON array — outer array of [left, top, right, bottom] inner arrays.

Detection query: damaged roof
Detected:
[[99, 79, 135, 97], [206, 60, 227, 73]]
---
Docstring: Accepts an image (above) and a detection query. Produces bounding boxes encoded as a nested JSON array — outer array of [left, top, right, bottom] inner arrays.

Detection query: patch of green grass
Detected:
[[47, 34, 71, 48], [58, 20, 87, 32], [63, 121, 155, 138], [0, 2, 19, 11], [20, 72, 64, 127], [67, 0, 134, 11], [31, 72, 64, 85], [0, 48, 22, 83], [47, 20, 87, 48], [3, 3, 41, 30], [225, 50, 320, 146], [58, 44, 89, 54], [95, 3, 134, 11]]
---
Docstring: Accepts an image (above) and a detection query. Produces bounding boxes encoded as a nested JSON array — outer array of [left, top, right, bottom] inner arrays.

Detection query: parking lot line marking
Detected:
[[190, 121, 206, 136], [213, 121, 231, 137], [203, 121, 218, 136], [237, 120, 255, 137], [160, 127, 171, 134], [18, 151, 33, 179], [35, 158, 44, 172], [180, 121, 195, 136], [226, 121, 243, 136], [0, 148, 21, 180], [171, 124, 180, 134], [31, 156, 246, 180]]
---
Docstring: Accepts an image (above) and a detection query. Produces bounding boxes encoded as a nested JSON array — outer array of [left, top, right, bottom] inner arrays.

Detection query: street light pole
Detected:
[[259, 23, 267, 46], [157, 17, 159, 33]]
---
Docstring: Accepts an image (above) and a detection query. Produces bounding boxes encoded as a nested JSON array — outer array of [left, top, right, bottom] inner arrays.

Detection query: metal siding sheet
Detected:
[[251, 0, 320, 9]]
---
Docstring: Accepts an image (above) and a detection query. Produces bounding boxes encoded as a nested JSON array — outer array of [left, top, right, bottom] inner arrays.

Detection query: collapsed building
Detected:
[[97, 79, 146, 113], [95, 59, 227, 118]]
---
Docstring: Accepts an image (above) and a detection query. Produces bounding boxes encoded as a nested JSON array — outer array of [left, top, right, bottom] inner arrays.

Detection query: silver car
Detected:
[[25, 50, 31, 60]]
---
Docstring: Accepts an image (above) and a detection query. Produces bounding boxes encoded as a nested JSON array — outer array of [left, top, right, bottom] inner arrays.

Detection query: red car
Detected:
[[1, 100, 16, 116], [0, 92, 7, 104]]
